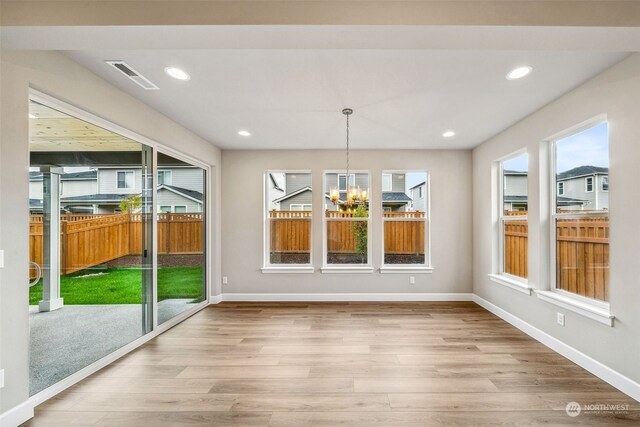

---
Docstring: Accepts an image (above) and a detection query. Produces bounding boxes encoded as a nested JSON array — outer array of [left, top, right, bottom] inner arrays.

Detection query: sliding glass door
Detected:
[[28, 99, 175, 395], [156, 152, 206, 325]]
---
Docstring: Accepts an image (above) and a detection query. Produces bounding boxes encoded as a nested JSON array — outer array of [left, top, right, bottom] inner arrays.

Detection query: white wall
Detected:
[[473, 54, 640, 385], [0, 50, 222, 420], [222, 149, 472, 295]]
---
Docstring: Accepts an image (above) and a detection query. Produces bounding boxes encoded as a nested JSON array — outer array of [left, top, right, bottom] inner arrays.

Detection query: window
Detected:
[[159, 205, 171, 213], [174, 206, 187, 213], [265, 171, 312, 266], [557, 182, 564, 195], [324, 171, 370, 267], [585, 176, 594, 192], [117, 170, 134, 189], [418, 186, 423, 199], [499, 153, 528, 280], [290, 204, 312, 211], [158, 170, 172, 186], [553, 121, 609, 302], [338, 174, 355, 191], [602, 176, 609, 191], [382, 174, 392, 192], [382, 171, 428, 267]]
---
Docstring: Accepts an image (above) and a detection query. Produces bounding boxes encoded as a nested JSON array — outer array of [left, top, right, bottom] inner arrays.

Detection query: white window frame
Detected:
[[159, 205, 172, 213], [262, 170, 314, 273], [337, 173, 355, 191], [557, 181, 564, 196], [380, 170, 432, 274], [585, 176, 594, 192], [537, 116, 614, 326], [382, 173, 392, 192], [290, 204, 312, 211], [488, 150, 530, 293], [158, 170, 173, 186], [322, 170, 372, 273], [116, 170, 134, 189], [174, 205, 187, 213], [601, 176, 609, 192], [418, 186, 423, 198]]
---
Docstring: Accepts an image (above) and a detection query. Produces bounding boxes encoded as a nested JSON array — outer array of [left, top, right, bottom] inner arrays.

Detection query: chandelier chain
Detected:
[[346, 112, 350, 195]]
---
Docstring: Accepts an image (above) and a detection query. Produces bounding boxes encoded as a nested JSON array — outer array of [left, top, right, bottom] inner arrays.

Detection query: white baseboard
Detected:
[[209, 294, 223, 304], [0, 399, 34, 427], [473, 294, 640, 403], [220, 293, 474, 302]]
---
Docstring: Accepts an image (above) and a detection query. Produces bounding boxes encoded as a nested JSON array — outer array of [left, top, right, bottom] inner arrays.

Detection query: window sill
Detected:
[[534, 290, 615, 327], [488, 274, 532, 295], [321, 266, 374, 274], [380, 266, 433, 274], [261, 266, 315, 274]]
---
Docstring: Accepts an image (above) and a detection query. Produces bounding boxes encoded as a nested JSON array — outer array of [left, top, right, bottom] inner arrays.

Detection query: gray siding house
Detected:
[[29, 167, 204, 214], [502, 165, 607, 213], [556, 166, 608, 211], [409, 181, 426, 212]]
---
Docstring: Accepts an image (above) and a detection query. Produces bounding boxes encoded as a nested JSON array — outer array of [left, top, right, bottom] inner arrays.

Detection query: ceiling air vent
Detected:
[[105, 60, 159, 90]]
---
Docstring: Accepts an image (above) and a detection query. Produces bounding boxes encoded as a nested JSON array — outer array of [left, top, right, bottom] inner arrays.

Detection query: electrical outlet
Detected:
[[0, 249, 4, 268], [557, 312, 565, 327], [409, 276, 415, 285], [0, 369, 4, 388], [222, 276, 228, 285]]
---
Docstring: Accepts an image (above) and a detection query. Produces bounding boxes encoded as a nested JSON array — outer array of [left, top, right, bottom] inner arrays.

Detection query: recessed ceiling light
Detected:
[[29, 113, 38, 119], [442, 131, 455, 138], [238, 130, 251, 137], [165, 67, 190, 81], [506, 66, 533, 80]]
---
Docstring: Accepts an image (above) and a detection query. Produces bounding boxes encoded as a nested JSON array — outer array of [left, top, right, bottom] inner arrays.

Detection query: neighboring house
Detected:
[[29, 170, 98, 201], [502, 166, 606, 213], [29, 167, 204, 214], [556, 165, 608, 211], [503, 170, 529, 212], [267, 173, 285, 210], [319, 172, 412, 212], [409, 181, 426, 212]]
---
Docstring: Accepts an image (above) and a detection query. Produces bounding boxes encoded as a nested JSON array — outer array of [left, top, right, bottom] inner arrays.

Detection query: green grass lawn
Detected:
[[29, 266, 204, 305]]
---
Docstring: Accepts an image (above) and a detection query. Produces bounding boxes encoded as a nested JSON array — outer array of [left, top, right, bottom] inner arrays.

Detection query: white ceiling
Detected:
[[66, 48, 627, 150], [3, 24, 638, 150]]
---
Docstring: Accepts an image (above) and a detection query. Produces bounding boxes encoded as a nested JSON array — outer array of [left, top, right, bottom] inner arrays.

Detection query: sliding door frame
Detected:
[[27, 89, 213, 406]]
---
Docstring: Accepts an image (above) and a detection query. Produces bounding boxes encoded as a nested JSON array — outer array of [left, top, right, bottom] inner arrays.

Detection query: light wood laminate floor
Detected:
[[25, 302, 640, 426]]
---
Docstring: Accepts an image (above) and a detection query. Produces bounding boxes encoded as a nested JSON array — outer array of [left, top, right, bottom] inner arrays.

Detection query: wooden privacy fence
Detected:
[[503, 214, 609, 302], [29, 213, 204, 278], [556, 217, 609, 301], [269, 211, 311, 254], [268, 210, 426, 255], [504, 219, 528, 278]]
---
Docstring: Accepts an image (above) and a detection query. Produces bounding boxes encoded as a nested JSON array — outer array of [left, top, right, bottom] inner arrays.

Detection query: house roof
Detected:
[[30, 170, 98, 181], [60, 194, 131, 204], [273, 186, 311, 203], [323, 191, 412, 204], [504, 195, 587, 205], [29, 198, 43, 209], [409, 181, 426, 190], [504, 170, 527, 176], [159, 185, 203, 203], [557, 165, 608, 181], [269, 173, 284, 192]]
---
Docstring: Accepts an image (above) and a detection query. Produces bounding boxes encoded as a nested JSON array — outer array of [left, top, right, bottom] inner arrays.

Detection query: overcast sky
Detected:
[[502, 121, 608, 173]]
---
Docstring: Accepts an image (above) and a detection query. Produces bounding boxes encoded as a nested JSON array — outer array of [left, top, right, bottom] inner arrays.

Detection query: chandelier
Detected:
[[330, 108, 369, 209]]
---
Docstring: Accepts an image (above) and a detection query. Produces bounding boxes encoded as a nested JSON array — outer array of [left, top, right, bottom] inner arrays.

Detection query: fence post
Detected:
[[60, 220, 68, 275]]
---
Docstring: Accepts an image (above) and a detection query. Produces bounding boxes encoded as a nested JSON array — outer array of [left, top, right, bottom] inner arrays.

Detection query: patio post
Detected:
[[39, 166, 64, 312]]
